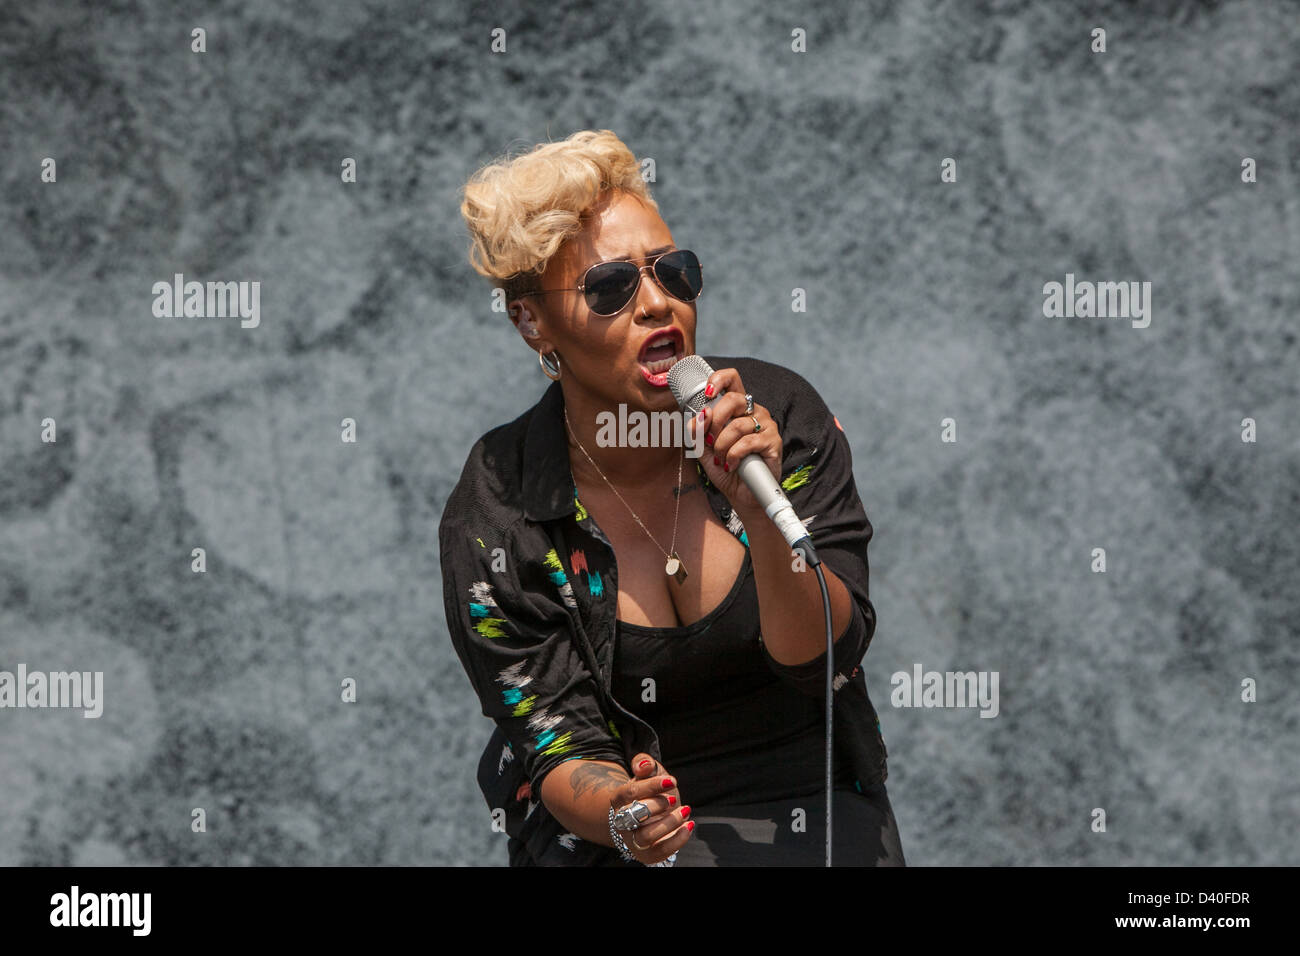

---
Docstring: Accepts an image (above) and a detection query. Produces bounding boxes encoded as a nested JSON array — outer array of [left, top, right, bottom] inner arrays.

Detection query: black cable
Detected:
[[815, 562, 832, 868], [794, 537, 832, 867]]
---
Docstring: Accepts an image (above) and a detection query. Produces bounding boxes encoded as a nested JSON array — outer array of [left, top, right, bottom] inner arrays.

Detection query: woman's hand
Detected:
[[611, 752, 695, 865], [687, 367, 782, 519]]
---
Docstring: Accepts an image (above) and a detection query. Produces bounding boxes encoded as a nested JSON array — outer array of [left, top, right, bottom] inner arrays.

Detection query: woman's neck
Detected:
[[561, 385, 688, 491]]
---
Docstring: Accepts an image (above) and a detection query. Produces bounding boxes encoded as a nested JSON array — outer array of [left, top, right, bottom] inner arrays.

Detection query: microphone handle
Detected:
[[692, 387, 819, 562], [734, 453, 816, 558]]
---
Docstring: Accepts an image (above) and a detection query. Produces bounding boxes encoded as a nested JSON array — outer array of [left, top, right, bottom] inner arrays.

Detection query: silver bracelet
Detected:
[[608, 807, 678, 867], [608, 806, 638, 863]]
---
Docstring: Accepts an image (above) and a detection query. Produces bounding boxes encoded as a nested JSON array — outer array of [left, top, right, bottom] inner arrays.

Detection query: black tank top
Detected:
[[611, 550, 856, 807]]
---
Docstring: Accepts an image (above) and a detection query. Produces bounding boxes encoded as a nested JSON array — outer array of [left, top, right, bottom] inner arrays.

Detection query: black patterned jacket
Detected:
[[438, 356, 888, 865]]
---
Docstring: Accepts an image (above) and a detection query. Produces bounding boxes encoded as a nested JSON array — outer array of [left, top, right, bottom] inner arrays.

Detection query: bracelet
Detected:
[[608, 806, 637, 863], [608, 807, 678, 867]]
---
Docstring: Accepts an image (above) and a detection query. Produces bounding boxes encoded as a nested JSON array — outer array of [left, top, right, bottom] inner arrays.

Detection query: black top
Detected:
[[612, 550, 856, 806], [439, 356, 889, 866]]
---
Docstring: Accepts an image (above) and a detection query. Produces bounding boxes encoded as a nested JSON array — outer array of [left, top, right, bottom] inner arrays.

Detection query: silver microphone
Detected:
[[667, 356, 818, 563]]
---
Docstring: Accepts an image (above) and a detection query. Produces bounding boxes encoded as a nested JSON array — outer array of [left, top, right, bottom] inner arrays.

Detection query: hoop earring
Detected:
[[539, 350, 562, 381]]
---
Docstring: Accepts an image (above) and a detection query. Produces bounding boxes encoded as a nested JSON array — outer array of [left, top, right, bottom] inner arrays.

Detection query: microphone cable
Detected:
[[667, 355, 835, 864], [792, 538, 833, 867]]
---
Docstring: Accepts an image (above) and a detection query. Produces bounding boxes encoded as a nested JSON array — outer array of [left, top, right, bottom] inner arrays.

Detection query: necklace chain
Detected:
[[564, 406, 688, 582]]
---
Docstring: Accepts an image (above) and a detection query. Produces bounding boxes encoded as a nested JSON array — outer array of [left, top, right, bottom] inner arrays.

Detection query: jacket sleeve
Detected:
[[439, 517, 626, 792], [759, 401, 879, 697]]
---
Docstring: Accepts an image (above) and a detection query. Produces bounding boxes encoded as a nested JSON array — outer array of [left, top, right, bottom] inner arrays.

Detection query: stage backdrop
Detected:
[[1, 0, 1296, 865]]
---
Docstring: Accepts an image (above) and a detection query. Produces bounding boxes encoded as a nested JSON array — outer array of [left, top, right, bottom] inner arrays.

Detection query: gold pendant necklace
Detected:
[[565, 407, 688, 583]]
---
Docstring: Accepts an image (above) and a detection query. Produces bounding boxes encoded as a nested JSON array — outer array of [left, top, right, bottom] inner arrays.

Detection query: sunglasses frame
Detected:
[[524, 248, 704, 316]]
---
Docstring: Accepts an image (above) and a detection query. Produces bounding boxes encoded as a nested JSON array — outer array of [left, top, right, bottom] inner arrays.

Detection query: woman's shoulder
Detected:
[[438, 398, 540, 540], [703, 355, 830, 404], [702, 355, 837, 444]]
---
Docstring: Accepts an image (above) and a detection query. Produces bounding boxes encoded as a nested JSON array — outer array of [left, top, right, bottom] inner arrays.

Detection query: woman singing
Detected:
[[440, 129, 904, 866]]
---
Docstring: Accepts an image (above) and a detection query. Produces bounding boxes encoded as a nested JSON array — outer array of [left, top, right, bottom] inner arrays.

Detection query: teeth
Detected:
[[644, 336, 677, 351], [638, 330, 681, 379], [642, 352, 680, 374]]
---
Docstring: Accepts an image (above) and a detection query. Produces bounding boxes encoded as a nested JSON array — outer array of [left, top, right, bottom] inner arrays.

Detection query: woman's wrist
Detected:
[[539, 759, 630, 847], [607, 806, 638, 862], [608, 795, 681, 867]]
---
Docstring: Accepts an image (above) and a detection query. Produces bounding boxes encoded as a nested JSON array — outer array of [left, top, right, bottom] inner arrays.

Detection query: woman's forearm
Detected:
[[538, 759, 631, 846], [739, 509, 856, 666]]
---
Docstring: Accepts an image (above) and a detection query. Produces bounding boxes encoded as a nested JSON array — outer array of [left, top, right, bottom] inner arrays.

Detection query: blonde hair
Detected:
[[459, 129, 658, 305]]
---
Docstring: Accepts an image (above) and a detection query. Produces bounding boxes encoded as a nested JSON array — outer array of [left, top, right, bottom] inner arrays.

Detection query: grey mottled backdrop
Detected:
[[1, 0, 1296, 866]]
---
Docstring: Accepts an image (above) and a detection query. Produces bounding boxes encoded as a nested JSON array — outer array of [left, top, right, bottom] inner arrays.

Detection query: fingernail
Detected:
[[723, 462, 729, 472], [696, 409, 705, 421], [638, 759, 651, 770], [686, 821, 696, 832], [704, 383, 715, 398], [680, 806, 691, 819], [666, 795, 676, 806], [713, 456, 720, 466], [662, 778, 673, 788], [705, 433, 713, 446]]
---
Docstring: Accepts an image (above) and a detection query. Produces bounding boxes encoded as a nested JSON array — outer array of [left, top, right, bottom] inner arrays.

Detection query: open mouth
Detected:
[[638, 330, 685, 377]]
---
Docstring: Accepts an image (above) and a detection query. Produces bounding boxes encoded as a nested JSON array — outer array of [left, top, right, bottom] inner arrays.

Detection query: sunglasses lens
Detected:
[[582, 250, 704, 315], [584, 262, 640, 315], [656, 250, 703, 301]]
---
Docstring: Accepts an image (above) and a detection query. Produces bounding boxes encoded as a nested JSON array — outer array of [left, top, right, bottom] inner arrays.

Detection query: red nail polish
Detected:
[[681, 806, 691, 819], [638, 759, 651, 770], [705, 433, 713, 446], [713, 456, 720, 466], [723, 462, 729, 472], [666, 795, 676, 806], [704, 383, 715, 398], [696, 409, 705, 421], [686, 821, 696, 832], [662, 778, 673, 788]]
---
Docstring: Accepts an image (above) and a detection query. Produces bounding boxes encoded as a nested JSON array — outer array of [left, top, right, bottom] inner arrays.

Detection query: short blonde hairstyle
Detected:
[[459, 129, 658, 305]]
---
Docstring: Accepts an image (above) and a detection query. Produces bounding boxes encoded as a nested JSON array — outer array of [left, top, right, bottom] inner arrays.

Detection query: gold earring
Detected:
[[539, 351, 562, 380]]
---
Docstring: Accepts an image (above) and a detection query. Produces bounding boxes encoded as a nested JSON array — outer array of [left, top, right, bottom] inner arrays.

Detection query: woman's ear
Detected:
[[509, 300, 544, 341]]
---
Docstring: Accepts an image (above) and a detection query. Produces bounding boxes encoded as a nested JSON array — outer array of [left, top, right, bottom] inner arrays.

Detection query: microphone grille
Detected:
[[667, 354, 714, 414]]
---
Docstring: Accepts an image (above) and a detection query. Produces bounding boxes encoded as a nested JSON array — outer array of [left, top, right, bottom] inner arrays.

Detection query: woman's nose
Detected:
[[634, 262, 673, 317]]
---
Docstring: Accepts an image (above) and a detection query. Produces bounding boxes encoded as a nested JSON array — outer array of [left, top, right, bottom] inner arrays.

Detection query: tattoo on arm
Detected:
[[569, 762, 629, 800], [673, 482, 701, 498]]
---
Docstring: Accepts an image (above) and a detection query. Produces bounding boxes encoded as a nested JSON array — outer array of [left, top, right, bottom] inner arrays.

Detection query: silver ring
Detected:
[[744, 393, 754, 414], [612, 801, 651, 831]]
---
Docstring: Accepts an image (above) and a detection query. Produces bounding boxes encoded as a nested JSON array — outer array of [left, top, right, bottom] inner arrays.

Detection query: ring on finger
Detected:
[[744, 393, 754, 414], [750, 414, 762, 433], [612, 800, 651, 832]]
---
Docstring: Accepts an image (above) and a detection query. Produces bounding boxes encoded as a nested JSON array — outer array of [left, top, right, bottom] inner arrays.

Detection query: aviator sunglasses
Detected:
[[525, 248, 703, 316]]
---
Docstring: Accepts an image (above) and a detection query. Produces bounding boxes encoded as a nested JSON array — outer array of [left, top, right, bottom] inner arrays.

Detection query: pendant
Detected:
[[665, 552, 688, 584]]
